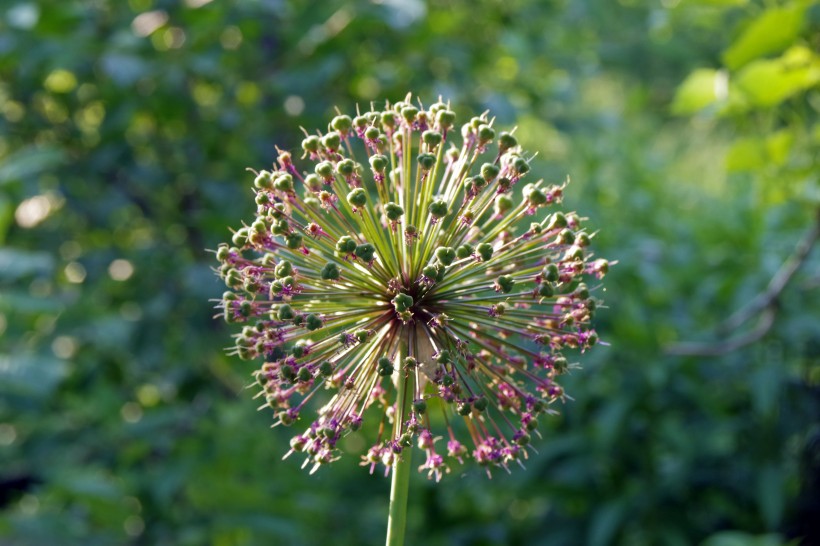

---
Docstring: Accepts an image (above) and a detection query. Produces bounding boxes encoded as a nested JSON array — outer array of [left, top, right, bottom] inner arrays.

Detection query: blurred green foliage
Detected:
[[1, 0, 819, 545]]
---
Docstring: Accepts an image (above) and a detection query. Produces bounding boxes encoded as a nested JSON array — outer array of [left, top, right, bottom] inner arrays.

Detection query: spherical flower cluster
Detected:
[[214, 94, 609, 480]]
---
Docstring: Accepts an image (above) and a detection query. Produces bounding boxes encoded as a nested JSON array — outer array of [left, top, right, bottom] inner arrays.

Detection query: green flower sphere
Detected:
[[214, 94, 609, 480]]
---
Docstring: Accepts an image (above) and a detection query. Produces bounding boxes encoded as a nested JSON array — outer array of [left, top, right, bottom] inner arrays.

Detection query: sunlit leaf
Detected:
[[672, 69, 727, 114], [722, 3, 806, 70], [734, 45, 820, 107]]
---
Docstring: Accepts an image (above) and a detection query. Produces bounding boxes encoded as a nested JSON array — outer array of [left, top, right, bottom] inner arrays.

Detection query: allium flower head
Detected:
[[215, 94, 609, 479]]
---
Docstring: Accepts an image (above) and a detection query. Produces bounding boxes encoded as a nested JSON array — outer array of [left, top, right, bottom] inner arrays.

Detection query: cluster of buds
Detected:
[[214, 94, 610, 479]]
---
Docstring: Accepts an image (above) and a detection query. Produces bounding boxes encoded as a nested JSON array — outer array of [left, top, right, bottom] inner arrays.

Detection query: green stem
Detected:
[[385, 445, 412, 546], [385, 342, 412, 546]]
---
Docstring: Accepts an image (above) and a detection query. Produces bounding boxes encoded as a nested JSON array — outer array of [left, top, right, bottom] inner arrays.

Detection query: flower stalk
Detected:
[[386, 341, 412, 546]]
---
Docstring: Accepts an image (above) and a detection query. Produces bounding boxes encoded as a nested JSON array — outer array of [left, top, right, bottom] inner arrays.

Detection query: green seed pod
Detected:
[[315, 161, 334, 178], [435, 246, 456, 266], [280, 364, 296, 381], [347, 188, 367, 208], [319, 361, 333, 377], [470, 175, 487, 191], [558, 229, 575, 245], [321, 262, 340, 281], [515, 432, 531, 446], [304, 173, 322, 192], [456, 244, 474, 259], [321, 132, 341, 150], [216, 245, 230, 262], [527, 187, 547, 207], [305, 313, 322, 331], [496, 274, 515, 293], [225, 269, 242, 289], [456, 401, 472, 416], [498, 132, 518, 151], [270, 203, 287, 219], [575, 232, 591, 247], [413, 399, 427, 414], [547, 212, 568, 230], [336, 236, 357, 255], [255, 192, 271, 206], [494, 195, 513, 214], [369, 154, 388, 172], [331, 115, 352, 133], [271, 219, 289, 235], [301, 135, 320, 154], [336, 158, 356, 177], [232, 227, 249, 247], [473, 397, 489, 412], [273, 174, 294, 192], [292, 314, 304, 327], [481, 163, 500, 181], [428, 199, 449, 219], [497, 177, 512, 193], [385, 202, 404, 221], [538, 282, 554, 298], [513, 157, 530, 175], [574, 283, 590, 300], [476, 242, 493, 261], [436, 350, 452, 364], [441, 374, 454, 387], [364, 126, 380, 141], [530, 222, 543, 234], [525, 417, 539, 431], [477, 124, 495, 143], [377, 356, 394, 376], [222, 290, 238, 302], [354, 329, 370, 343], [422, 264, 439, 279], [274, 260, 293, 279], [380, 111, 397, 129], [392, 293, 413, 313], [354, 242, 376, 262], [436, 109, 456, 129], [277, 304, 295, 321], [353, 115, 369, 130], [543, 263, 560, 282], [401, 105, 418, 123], [254, 170, 274, 190], [285, 232, 303, 250], [297, 366, 312, 382], [422, 130, 443, 148], [417, 153, 436, 171]]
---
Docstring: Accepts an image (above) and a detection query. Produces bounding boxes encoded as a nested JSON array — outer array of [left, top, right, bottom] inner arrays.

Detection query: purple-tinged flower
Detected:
[[214, 94, 610, 478]]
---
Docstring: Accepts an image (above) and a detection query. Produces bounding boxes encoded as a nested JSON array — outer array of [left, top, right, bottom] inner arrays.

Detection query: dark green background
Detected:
[[1, 1, 818, 545]]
